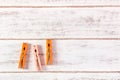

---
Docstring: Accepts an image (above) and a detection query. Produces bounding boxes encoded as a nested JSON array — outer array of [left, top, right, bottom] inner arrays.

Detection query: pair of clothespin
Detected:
[[18, 43, 42, 70], [46, 39, 53, 65]]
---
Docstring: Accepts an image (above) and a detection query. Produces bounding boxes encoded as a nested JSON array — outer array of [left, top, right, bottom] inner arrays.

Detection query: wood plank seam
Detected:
[[1, 71, 120, 73], [0, 5, 120, 8], [0, 38, 120, 40]]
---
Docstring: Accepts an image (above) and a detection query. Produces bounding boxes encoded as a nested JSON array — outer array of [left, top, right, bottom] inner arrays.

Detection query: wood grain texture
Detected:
[[0, 8, 120, 39], [0, 73, 120, 80], [0, 1, 120, 79], [0, 0, 120, 6], [0, 40, 120, 72]]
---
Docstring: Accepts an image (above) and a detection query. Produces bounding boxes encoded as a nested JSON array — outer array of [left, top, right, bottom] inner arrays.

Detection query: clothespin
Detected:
[[46, 39, 52, 65], [18, 43, 28, 69], [33, 45, 42, 70]]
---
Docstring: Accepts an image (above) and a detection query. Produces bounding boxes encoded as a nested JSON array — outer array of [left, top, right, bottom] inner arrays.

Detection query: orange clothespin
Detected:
[[33, 45, 42, 70], [18, 43, 28, 69], [46, 39, 52, 65]]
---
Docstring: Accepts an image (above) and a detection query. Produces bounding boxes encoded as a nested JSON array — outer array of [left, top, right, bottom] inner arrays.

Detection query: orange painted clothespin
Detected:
[[18, 43, 28, 69], [33, 45, 42, 70], [46, 39, 52, 65]]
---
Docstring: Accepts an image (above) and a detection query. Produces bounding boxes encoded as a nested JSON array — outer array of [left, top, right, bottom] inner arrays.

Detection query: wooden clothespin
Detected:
[[18, 43, 28, 69], [46, 39, 52, 65], [33, 45, 42, 70]]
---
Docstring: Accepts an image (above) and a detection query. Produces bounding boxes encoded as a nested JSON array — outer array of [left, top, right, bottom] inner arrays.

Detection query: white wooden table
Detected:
[[0, 0, 120, 80]]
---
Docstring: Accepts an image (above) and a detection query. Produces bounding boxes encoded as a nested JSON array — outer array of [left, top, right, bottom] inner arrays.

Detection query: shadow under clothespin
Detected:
[[25, 43, 31, 69], [37, 45, 45, 69], [52, 40, 57, 65]]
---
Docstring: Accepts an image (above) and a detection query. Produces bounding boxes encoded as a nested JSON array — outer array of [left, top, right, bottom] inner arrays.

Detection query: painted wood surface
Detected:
[[0, 0, 120, 6], [0, 8, 120, 39], [0, 40, 120, 72], [0, 73, 120, 80], [0, 0, 120, 79]]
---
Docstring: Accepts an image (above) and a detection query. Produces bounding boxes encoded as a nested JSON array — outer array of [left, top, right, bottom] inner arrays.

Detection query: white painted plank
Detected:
[[0, 8, 120, 39], [0, 73, 120, 80], [0, 40, 120, 71], [0, 0, 120, 6]]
